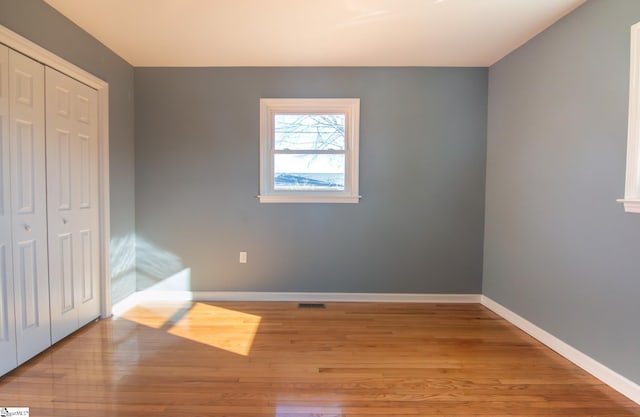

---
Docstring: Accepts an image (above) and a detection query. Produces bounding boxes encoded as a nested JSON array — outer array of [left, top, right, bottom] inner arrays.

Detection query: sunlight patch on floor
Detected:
[[167, 302, 262, 356], [118, 302, 262, 356]]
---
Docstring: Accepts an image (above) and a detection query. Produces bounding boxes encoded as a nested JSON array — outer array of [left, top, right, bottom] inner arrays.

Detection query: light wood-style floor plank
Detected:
[[0, 302, 638, 416]]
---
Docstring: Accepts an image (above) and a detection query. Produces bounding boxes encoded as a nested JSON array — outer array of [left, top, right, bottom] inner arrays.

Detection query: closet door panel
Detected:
[[46, 68, 99, 343], [74, 81, 100, 327], [46, 107, 78, 341], [0, 44, 18, 375], [9, 50, 50, 363]]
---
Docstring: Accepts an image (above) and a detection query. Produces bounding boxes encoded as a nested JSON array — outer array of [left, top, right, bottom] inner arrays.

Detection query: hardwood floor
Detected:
[[1, 302, 638, 416]]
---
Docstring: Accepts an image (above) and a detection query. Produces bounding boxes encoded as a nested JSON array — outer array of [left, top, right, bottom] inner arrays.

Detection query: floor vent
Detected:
[[298, 303, 326, 309]]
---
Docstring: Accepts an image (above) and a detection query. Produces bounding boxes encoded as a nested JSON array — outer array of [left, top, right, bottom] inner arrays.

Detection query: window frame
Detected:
[[258, 98, 360, 203], [620, 22, 640, 212]]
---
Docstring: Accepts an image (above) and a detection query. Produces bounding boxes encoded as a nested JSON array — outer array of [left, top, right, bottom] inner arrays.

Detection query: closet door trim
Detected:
[[0, 24, 111, 318]]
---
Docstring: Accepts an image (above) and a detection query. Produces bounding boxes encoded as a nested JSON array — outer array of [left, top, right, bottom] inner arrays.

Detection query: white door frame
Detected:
[[0, 24, 112, 318]]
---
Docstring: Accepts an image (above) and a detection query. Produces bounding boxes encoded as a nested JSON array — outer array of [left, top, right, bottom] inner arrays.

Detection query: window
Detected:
[[620, 22, 640, 212], [259, 98, 360, 203]]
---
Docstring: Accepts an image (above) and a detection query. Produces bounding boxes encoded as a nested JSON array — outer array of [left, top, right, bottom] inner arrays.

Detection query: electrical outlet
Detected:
[[239, 251, 247, 264]]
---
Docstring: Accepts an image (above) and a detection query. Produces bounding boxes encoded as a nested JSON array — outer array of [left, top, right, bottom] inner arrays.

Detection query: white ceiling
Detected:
[[43, 0, 586, 67]]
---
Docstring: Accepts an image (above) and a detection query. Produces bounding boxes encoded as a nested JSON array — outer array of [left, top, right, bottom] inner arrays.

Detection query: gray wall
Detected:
[[0, 0, 137, 303], [484, 0, 640, 384], [135, 67, 487, 293]]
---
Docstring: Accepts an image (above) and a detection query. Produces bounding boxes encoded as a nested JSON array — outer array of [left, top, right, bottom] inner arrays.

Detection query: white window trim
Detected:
[[258, 98, 361, 203], [620, 22, 640, 213]]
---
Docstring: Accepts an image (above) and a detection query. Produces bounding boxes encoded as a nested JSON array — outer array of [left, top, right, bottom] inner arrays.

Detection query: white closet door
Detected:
[[46, 68, 100, 343], [9, 50, 50, 364], [0, 45, 18, 375]]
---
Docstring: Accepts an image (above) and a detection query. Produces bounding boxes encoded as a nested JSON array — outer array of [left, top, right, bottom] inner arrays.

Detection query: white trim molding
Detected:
[[113, 291, 481, 315], [258, 195, 361, 204], [620, 21, 640, 213], [481, 296, 640, 405], [0, 24, 112, 318], [616, 199, 640, 213]]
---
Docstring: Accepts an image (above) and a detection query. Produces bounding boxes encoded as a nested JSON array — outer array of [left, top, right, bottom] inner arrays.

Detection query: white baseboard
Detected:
[[189, 291, 481, 303], [112, 290, 480, 315], [111, 291, 142, 317], [481, 295, 640, 405]]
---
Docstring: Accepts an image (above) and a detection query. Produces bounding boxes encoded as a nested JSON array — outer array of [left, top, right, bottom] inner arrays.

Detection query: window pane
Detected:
[[274, 154, 345, 190], [274, 114, 345, 150]]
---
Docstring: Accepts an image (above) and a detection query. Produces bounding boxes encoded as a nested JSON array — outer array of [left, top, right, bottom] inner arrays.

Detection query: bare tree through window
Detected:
[[274, 114, 346, 190]]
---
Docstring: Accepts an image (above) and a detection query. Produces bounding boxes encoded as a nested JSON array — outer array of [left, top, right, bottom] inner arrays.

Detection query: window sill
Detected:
[[617, 199, 640, 213], [258, 195, 361, 204]]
